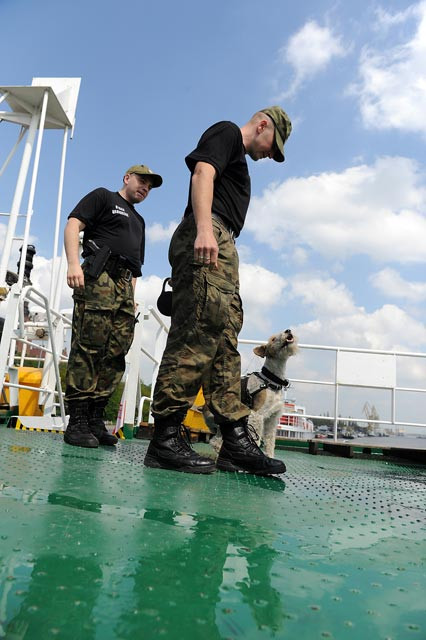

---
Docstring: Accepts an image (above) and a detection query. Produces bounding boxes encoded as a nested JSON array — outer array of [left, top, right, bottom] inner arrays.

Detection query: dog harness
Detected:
[[241, 367, 290, 409]]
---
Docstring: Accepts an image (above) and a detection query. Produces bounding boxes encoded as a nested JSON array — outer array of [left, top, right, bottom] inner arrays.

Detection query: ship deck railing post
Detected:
[[0, 104, 40, 287]]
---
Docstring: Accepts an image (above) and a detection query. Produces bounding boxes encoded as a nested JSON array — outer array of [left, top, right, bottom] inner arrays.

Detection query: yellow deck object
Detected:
[[183, 388, 211, 433], [3, 367, 43, 416]]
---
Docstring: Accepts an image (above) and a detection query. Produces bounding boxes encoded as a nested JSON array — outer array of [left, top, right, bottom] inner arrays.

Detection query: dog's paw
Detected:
[[209, 435, 222, 453]]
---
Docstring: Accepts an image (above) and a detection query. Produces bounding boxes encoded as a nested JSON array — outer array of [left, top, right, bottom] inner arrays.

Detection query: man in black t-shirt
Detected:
[[64, 164, 162, 448], [145, 106, 292, 475]]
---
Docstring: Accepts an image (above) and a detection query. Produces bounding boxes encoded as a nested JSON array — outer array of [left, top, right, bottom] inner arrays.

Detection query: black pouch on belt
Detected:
[[84, 241, 112, 279], [157, 277, 172, 316]]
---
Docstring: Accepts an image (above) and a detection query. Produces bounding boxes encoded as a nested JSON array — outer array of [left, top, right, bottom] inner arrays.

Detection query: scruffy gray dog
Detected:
[[209, 329, 298, 458]]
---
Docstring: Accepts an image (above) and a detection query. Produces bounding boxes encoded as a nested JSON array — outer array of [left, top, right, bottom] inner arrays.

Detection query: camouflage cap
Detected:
[[260, 106, 292, 163], [125, 164, 163, 188]]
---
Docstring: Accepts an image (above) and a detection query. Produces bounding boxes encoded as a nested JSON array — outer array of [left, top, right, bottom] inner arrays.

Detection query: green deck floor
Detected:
[[0, 428, 425, 640]]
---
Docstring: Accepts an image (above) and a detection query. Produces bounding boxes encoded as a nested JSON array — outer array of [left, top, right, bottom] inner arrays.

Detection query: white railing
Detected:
[[240, 339, 426, 440], [116, 304, 170, 431], [0, 283, 72, 424], [140, 325, 426, 439]]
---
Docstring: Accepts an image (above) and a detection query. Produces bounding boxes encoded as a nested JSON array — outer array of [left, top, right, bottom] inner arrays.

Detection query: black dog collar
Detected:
[[259, 366, 289, 390]]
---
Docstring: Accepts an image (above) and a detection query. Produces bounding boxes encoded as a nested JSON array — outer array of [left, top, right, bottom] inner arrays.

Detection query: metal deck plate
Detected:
[[0, 428, 425, 639]]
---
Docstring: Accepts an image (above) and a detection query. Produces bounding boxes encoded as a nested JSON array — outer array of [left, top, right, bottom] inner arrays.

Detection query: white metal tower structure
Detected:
[[0, 78, 81, 429]]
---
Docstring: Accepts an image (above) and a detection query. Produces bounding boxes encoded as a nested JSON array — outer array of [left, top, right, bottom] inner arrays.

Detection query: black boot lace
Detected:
[[243, 421, 264, 454], [70, 406, 91, 433], [176, 425, 194, 453]]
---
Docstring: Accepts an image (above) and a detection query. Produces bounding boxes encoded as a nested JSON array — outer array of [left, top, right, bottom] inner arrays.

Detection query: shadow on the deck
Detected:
[[1, 428, 425, 640]]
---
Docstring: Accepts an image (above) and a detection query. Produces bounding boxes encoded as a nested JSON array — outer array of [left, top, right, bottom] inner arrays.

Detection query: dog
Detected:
[[209, 329, 298, 458]]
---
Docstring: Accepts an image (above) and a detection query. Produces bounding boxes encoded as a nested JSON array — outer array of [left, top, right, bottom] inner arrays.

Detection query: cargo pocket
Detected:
[[80, 308, 112, 349], [202, 271, 236, 332], [114, 311, 136, 355], [229, 292, 244, 336], [77, 271, 115, 348]]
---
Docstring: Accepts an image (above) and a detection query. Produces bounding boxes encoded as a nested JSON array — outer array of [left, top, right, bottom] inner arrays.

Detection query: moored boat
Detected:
[[276, 399, 315, 440]]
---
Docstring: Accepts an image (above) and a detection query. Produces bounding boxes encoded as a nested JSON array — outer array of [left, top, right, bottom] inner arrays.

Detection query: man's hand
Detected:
[[194, 228, 219, 269], [67, 263, 84, 289], [64, 217, 86, 289]]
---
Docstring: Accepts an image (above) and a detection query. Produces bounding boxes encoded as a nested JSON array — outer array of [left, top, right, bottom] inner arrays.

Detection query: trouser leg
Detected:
[[65, 272, 134, 404], [204, 287, 250, 424], [95, 283, 135, 400], [152, 215, 247, 423], [147, 215, 244, 474]]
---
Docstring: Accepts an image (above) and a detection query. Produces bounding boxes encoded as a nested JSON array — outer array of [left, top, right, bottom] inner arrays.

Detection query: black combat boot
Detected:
[[144, 418, 216, 474], [217, 417, 286, 475], [88, 400, 118, 446], [64, 400, 99, 448]]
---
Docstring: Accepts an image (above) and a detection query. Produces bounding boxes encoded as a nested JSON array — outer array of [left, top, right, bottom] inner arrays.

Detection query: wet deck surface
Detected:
[[0, 428, 425, 640]]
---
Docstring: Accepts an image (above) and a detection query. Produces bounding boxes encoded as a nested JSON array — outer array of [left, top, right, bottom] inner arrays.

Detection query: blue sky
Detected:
[[1, 0, 426, 426]]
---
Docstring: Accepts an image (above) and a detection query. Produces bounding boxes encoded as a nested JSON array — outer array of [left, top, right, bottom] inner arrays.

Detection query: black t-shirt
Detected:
[[68, 188, 145, 277], [184, 121, 251, 237]]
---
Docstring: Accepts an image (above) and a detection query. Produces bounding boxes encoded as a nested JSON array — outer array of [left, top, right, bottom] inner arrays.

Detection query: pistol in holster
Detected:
[[83, 240, 111, 279]]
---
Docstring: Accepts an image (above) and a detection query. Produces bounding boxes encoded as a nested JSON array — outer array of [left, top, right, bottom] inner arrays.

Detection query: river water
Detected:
[[347, 435, 426, 449]]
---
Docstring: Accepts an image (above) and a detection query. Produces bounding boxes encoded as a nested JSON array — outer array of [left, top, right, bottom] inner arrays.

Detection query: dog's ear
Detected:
[[253, 344, 267, 358]]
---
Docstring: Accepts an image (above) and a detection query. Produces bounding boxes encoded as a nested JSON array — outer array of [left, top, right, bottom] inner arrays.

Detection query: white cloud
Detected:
[[370, 267, 426, 302], [239, 262, 288, 334], [280, 20, 346, 96], [134, 274, 167, 311], [246, 156, 426, 264], [146, 221, 178, 243], [236, 243, 253, 263], [290, 247, 309, 267], [352, 1, 426, 134], [289, 274, 426, 352], [374, 4, 419, 29], [29, 256, 73, 312], [290, 274, 357, 317]]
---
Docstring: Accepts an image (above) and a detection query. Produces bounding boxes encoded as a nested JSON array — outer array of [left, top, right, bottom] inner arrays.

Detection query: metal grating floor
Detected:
[[0, 428, 425, 640]]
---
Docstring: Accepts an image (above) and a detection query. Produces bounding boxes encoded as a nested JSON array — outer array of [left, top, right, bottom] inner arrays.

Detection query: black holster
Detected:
[[83, 242, 111, 279]]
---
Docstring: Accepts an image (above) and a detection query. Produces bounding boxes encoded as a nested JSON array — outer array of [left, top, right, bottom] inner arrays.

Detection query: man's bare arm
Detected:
[[64, 218, 86, 289], [191, 161, 218, 269]]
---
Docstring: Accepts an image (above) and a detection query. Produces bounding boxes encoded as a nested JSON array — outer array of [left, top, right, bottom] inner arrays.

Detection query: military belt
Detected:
[[105, 256, 133, 282]]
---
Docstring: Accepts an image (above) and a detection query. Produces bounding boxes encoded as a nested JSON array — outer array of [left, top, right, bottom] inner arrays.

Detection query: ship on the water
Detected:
[[276, 399, 315, 440]]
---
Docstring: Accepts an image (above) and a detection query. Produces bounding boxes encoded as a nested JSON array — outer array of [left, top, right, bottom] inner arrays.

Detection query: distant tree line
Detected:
[[310, 413, 363, 431]]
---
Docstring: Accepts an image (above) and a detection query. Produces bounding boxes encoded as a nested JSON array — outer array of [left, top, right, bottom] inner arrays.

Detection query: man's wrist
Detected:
[[195, 214, 213, 231]]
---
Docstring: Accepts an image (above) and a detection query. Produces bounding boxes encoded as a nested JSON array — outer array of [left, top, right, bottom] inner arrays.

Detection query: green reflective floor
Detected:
[[0, 428, 425, 640]]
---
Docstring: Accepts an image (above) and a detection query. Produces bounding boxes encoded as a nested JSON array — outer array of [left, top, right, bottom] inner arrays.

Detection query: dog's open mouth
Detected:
[[282, 330, 294, 345]]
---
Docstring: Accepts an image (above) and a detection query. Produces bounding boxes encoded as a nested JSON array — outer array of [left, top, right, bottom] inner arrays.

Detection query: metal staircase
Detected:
[[0, 78, 81, 430]]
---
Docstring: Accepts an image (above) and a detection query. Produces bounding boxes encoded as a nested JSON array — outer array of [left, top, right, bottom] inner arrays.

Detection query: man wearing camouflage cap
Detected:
[[64, 165, 162, 448], [145, 107, 291, 475]]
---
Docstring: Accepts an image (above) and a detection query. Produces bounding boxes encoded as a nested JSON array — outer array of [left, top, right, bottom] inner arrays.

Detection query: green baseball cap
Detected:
[[260, 106, 292, 163], [126, 164, 163, 188]]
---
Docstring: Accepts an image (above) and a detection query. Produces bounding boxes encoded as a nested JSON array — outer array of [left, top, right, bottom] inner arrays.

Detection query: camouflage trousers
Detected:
[[152, 214, 250, 424], [65, 270, 135, 403]]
